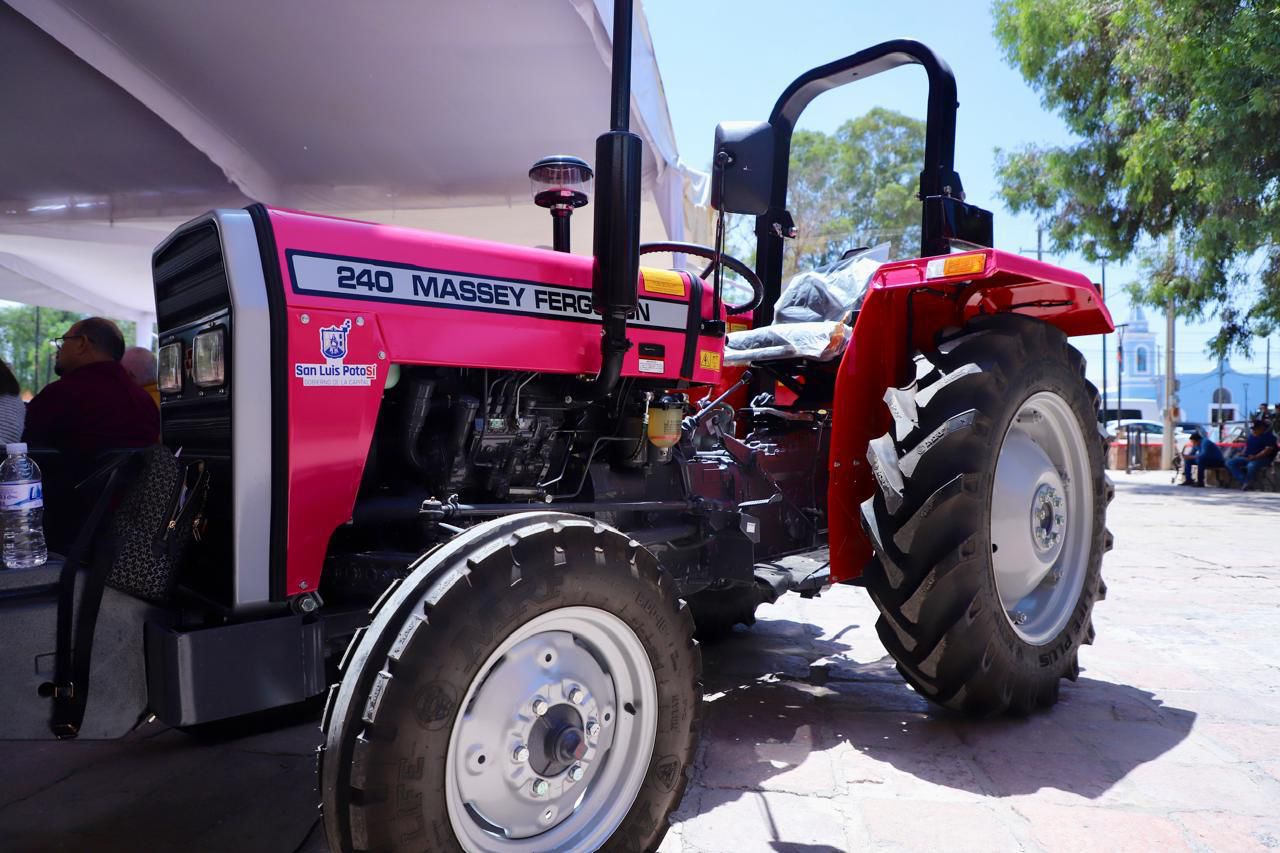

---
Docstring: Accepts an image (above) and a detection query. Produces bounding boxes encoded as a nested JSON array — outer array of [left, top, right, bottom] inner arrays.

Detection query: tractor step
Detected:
[[754, 547, 830, 600]]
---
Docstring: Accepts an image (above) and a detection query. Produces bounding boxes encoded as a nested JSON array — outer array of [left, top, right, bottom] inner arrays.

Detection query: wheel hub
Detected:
[[445, 607, 656, 850], [527, 704, 586, 779], [991, 392, 1093, 645], [1031, 482, 1066, 552]]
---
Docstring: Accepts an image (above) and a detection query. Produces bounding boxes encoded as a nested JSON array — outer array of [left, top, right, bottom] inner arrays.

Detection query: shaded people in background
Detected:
[[1179, 432, 1225, 487], [1225, 420, 1278, 491], [24, 317, 159, 462], [122, 346, 160, 407], [0, 360, 25, 444]]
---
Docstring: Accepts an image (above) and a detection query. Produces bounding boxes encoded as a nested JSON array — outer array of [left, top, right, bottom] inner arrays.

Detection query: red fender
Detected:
[[826, 248, 1114, 583]]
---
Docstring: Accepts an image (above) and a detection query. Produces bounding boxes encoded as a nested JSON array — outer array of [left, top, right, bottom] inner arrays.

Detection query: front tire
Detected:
[[861, 314, 1112, 716], [319, 513, 701, 852]]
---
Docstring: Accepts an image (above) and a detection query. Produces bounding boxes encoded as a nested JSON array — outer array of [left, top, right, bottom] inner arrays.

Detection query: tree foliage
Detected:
[[0, 306, 136, 396], [992, 0, 1280, 352], [782, 107, 925, 279]]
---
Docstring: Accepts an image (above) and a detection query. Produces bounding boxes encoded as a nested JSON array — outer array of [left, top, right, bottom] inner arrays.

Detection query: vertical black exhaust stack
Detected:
[[590, 0, 642, 398]]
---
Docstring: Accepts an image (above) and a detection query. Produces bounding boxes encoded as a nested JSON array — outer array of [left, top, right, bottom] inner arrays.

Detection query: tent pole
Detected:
[[32, 306, 41, 391]]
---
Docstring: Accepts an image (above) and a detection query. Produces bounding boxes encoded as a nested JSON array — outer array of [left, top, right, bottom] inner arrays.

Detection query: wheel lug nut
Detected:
[[568, 687, 585, 705], [587, 721, 600, 738], [532, 698, 549, 716], [531, 778, 549, 797], [568, 764, 584, 782], [1055, 514, 1064, 524], [513, 745, 529, 763], [1053, 496, 1063, 507]]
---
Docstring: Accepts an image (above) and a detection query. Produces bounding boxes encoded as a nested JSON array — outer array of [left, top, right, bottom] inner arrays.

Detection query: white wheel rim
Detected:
[[990, 391, 1093, 645], [444, 606, 657, 851]]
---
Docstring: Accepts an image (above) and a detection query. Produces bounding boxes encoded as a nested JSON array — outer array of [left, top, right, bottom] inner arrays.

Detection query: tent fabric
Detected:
[[0, 0, 709, 337]]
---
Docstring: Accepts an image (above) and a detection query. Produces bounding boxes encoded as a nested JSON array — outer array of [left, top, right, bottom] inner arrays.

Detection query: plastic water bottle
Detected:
[[0, 443, 47, 569]]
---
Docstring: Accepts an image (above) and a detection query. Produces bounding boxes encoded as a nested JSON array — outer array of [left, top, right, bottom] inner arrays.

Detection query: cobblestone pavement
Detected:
[[2, 471, 1279, 852]]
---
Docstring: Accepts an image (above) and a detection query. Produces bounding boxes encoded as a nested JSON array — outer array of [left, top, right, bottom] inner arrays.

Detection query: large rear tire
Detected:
[[319, 513, 701, 852], [861, 314, 1113, 716]]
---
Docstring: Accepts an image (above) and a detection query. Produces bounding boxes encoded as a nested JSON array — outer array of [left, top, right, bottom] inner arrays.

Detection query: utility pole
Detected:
[[1267, 337, 1272, 408], [1017, 226, 1045, 263], [1117, 324, 1126, 471], [1163, 299, 1176, 470], [1116, 324, 1126, 417], [1217, 357, 1225, 441], [1244, 383, 1250, 419], [1099, 255, 1110, 421]]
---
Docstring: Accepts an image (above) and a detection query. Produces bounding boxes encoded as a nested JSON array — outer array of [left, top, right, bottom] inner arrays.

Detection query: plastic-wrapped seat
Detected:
[[724, 244, 887, 365]]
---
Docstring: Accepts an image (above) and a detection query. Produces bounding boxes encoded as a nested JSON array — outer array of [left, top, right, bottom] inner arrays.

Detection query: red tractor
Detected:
[[0, 3, 1112, 851]]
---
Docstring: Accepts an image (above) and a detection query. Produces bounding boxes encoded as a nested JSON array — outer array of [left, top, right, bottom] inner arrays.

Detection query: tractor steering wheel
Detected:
[[638, 241, 764, 316]]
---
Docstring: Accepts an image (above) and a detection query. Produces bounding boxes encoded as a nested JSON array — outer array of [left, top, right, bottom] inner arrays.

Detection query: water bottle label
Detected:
[[0, 481, 42, 510]]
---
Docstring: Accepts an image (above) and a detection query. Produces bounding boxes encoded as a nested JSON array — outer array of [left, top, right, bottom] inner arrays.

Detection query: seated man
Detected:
[[1180, 432, 1225, 487], [1225, 420, 1278, 490], [25, 317, 159, 463]]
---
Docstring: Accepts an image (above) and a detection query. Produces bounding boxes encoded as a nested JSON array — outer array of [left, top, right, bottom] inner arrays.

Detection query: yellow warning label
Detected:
[[728, 322, 750, 334], [641, 268, 686, 297], [699, 350, 722, 371]]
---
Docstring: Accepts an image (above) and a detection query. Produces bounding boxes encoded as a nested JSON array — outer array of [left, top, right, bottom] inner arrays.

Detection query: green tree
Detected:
[[0, 306, 139, 395], [782, 107, 925, 279], [991, 0, 1280, 352]]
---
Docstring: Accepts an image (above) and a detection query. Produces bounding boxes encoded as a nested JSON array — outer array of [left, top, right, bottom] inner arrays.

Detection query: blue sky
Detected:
[[645, 0, 1276, 387]]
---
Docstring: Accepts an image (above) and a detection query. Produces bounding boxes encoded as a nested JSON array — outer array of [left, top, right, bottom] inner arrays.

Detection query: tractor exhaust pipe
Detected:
[[590, 0, 642, 398]]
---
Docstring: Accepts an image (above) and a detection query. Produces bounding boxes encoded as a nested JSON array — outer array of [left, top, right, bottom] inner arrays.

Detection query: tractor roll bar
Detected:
[[753, 40, 961, 325]]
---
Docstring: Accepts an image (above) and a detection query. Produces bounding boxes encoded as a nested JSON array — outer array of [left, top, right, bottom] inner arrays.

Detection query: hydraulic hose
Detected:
[[401, 378, 434, 473]]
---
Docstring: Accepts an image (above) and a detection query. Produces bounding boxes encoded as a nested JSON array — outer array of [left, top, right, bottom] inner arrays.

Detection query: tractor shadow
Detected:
[[677, 615, 1197, 840]]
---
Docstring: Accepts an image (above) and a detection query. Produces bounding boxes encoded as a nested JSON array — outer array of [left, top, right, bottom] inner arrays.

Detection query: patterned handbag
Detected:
[[106, 445, 208, 603]]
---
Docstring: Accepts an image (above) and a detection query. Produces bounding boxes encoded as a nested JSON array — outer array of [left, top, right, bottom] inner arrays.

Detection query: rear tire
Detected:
[[319, 513, 700, 852], [861, 314, 1112, 716]]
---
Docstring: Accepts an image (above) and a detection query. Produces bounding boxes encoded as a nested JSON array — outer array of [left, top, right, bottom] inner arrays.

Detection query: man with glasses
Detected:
[[24, 317, 159, 462]]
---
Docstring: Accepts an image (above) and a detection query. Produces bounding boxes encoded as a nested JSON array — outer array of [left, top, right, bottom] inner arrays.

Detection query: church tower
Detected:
[[1118, 306, 1159, 402]]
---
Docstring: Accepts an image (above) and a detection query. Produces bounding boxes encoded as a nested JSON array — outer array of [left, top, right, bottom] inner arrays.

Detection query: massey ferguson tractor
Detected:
[[0, 3, 1114, 851]]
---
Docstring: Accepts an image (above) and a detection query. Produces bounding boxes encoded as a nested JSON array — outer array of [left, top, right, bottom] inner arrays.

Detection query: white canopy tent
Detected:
[[0, 0, 708, 346]]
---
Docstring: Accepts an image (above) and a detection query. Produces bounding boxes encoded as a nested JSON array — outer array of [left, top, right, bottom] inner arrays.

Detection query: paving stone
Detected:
[[956, 713, 1096, 756], [1199, 720, 1280, 761], [972, 748, 1131, 806], [858, 798, 1023, 852], [1015, 802, 1194, 852], [1106, 761, 1280, 815], [1066, 719, 1228, 766], [1173, 810, 1280, 853], [826, 710, 967, 753], [679, 789, 852, 852], [701, 738, 840, 797], [839, 746, 993, 802]]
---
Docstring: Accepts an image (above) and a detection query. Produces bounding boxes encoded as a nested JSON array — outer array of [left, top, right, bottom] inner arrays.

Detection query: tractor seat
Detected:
[[723, 320, 849, 365], [724, 243, 886, 366]]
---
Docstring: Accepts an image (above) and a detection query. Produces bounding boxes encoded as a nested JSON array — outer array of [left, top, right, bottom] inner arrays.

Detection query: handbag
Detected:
[[106, 444, 209, 604]]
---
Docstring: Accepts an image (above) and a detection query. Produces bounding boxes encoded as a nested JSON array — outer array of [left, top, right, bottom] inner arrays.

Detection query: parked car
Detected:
[[1104, 419, 1194, 446]]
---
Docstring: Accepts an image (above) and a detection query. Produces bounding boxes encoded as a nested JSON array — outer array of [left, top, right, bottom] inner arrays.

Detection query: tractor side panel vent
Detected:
[[154, 223, 231, 330]]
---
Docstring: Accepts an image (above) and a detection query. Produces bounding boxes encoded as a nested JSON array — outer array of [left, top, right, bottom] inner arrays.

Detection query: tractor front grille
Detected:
[[154, 223, 234, 606]]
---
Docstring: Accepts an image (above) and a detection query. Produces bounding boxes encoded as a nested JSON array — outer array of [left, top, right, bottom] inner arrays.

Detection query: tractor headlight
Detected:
[[192, 328, 226, 388], [158, 342, 183, 393]]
